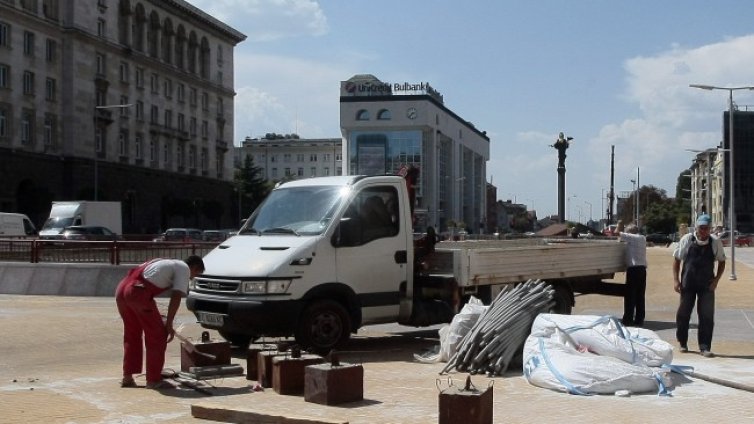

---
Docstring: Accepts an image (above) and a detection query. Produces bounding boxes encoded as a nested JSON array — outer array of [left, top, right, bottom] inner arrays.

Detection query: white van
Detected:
[[0, 213, 37, 236]]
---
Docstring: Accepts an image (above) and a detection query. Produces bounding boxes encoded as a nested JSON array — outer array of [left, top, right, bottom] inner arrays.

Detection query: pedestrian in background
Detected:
[[672, 214, 726, 357], [617, 223, 647, 327], [116, 255, 205, 389]]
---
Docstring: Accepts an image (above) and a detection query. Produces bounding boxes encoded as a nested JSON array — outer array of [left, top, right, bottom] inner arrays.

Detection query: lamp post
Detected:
[[630, 179, 636, 224], [689, 84, 754, 281], [584, 200, 592, 224], [93, 104, 132, 201]]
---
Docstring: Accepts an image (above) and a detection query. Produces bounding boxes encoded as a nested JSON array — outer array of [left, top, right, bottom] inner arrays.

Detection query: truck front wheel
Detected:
[[295, 300, 351, 354]]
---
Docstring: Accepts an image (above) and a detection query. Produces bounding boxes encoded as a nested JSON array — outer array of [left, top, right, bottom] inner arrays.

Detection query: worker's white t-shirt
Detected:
[[142, 259, 190, 295]]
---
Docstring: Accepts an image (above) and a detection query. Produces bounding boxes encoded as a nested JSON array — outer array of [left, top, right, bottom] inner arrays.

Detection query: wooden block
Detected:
[[272, 354, 325, 395], [257, 351, 287, 388], [191, 402, 348, 424], [180, 340, 231, 372], [246, 344, 276, 380], [438, 384, 493, 424], [304, 362, 363, 405]]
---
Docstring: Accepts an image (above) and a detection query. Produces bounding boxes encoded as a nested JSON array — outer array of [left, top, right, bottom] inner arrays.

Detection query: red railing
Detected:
[[0, 239, 220, 265]]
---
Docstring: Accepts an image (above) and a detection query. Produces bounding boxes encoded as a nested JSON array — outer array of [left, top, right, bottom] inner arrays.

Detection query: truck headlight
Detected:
[[240, 279, 291, 294]]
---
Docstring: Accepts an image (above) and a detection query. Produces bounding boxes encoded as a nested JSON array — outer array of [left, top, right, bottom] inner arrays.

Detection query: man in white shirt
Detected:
[[116, 255, 204, 389], [617, 223, 647, 327]]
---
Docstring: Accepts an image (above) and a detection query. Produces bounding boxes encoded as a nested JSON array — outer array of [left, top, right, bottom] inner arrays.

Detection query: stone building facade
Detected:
[[0, 0, 245, 233]]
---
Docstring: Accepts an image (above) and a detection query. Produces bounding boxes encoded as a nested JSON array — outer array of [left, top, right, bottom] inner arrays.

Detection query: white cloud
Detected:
[[186, 0, 328, 41]]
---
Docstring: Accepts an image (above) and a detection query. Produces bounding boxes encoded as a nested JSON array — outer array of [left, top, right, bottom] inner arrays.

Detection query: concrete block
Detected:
[[181, 340, 231, 372], [257, 351, 287, 388], [304, 362, 363, 405], [438, 379, 493, 424], [246, 344, 277, 380], [272, 354, 324, 395]]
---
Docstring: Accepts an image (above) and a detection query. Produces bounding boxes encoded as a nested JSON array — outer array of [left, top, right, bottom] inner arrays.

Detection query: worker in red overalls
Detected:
[[116, 255, 205, 389]]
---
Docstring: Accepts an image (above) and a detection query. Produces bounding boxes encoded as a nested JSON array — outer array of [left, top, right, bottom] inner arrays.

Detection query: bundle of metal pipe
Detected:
[[440, 279, 554, 376]]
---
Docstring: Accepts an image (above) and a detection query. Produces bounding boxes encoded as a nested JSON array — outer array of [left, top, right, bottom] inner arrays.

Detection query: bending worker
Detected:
[[116, 255, 205, 389]]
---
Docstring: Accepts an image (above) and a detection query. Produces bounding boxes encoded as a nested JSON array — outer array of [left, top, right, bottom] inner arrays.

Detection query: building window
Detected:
[[45, 38, 56, 62], [149, 136, 157, 162], [23, 31, 34, 56], [336, 153, 342, 161], [310, 154, 318, 162], [201, 120, 208, 138], [297, 167, 304, 176], [95, 89, 106, 106], [135, 101, 143, 121], [163, 109, 172, 128], [118, 130, 127, 156], [177, 113, 185, 131], [310, 167, 316, 177], [201, 148, 207, 171], [45, 77, 55, 100], [177, 83, 184, 102], [285, 168, 292, 177], [272, 167, 278, 178], [163, 78, 172, 98], [135, 67, 144, 88], [324, 167, 330, 176], [189, 145, 196, 168], [283, 153, 291, 163], [97, 19, 106, 37], [324, 153, 331, 162], [356, 109, 369, 120], [21, 110, 34, 145], [119, 61, 129, 83], [135, 134, 142, 159], [162, 141, 170, 164], [96, 53, 105, 75], [150, 73, 158, 93], [119, 95, 128, 116], [44, 114, 56, 146], [189, 87, 197, 106], [201, 92, 208, 111], [23, 71, 35, 95], [377, 109, 391, 120], [217, 97, 224, 116], [0, 108, 6, 137], [0, 64, 8, 88], [189, 117, 196, 136], [150, 105, 158, 123], [0, 22, 8, 48], [21, 0, 39, 12]]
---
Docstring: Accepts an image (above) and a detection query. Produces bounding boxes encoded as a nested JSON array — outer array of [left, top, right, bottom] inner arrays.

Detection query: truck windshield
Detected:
[[239, 186, 348, 236], [41, 217, 74, 231]]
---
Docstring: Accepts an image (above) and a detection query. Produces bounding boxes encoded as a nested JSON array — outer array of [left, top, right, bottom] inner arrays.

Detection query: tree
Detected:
[[234, 155, 271, 221]]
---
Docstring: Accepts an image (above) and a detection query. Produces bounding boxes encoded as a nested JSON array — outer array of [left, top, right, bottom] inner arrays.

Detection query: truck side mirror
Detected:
[[332, 217, 359, 247]]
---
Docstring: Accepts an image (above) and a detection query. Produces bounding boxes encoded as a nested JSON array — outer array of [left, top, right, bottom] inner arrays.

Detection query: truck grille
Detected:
[[194, 277, 240, 293]]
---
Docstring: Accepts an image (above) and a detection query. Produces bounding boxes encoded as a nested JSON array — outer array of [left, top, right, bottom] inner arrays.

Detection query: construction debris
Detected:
[[440, 279, 554, 376]]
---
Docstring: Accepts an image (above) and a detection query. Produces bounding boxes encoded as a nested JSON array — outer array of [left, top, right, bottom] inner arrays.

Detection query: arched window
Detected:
[[377, 109, 391, 120], [199, 37, 210, 79], [161, 18, 173, 64], [147, 11, 160, 58], [356, 109, 369, 121], [132, 3, 145, 52], [174, 25, 185, 69], [187, 31, 197, 74], [117, 0, 131, 45]]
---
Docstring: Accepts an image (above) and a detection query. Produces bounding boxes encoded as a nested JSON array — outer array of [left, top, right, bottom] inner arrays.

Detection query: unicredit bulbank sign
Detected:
[[341, 80, 443, 102]]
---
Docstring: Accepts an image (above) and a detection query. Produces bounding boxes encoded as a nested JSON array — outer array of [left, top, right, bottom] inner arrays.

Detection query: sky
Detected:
[[186, 0, 754, 222]]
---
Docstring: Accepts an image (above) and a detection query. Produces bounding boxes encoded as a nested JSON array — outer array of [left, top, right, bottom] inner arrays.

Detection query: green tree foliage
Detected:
[[234, 155, 271, 219], [620, 184, 687, 234]]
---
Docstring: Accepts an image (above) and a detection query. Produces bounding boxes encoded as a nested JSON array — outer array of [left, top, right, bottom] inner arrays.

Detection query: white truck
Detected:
[[39, 201, 123, 238], [187, 175, 626, 352], [0, 212, 37, 236]]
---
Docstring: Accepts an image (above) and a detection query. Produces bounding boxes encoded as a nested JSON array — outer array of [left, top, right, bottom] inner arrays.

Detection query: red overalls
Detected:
[[115, 260, 170, 383]]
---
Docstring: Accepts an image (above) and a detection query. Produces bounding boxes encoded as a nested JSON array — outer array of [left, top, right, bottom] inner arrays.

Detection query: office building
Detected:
[[339, 74, 490, 233]]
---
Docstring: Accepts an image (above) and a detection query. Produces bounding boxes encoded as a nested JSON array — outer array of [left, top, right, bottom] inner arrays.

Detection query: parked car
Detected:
[[202, 229, 232, 242], [60, 225, 119, 241], [159, 228, 203, 242], [645, 233, 672, 245], [718, 231, 751, 247]]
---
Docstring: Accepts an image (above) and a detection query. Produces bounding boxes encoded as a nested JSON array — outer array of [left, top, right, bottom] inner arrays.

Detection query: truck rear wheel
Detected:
[[549, 285, 573, 315], [295, 299, 351, 354]]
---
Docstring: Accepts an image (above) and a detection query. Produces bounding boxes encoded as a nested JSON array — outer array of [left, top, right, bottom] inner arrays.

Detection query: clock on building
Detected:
[[406, 107, 418, 120]]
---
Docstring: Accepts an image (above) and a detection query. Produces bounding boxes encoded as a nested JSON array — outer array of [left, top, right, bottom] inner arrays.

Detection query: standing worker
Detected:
[[116, 255, 205, 389], [672, 214, 726, 357], [617, 223, 647, 327]]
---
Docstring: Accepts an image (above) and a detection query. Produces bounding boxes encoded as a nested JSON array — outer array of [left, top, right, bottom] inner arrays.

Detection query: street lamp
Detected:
[[689, 84, 754, 281], [93, 103, 132, 201], [630, 179, 637, 225], [584, 200, 592, 223]]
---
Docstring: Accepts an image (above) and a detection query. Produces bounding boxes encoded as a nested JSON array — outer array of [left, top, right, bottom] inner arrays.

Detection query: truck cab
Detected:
[[187, 175, 415, 352]]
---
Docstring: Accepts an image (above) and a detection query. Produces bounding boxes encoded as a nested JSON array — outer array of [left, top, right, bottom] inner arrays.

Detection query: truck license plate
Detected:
[[197, 312, 224, 327]]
